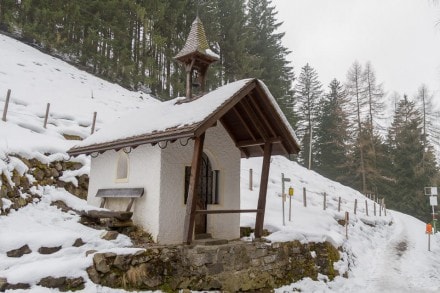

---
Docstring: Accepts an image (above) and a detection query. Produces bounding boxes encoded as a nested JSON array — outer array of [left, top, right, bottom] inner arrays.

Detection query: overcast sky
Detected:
[[273, 0, 440, 103]]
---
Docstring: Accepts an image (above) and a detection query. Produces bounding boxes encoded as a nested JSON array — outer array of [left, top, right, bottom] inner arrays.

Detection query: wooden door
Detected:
[[194, 153, 213, 235]]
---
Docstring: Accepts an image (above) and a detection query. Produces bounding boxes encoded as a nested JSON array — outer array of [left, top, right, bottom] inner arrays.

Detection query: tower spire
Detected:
[[174, 16, 219, 100]]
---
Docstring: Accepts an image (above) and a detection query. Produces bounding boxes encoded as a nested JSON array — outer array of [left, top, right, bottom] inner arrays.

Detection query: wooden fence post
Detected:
[[354, 199, 357, 215], [379, 200, 382, 216], [365, 199, 368, 216], [43, 103, 50, 129], [91, 111, 97, 134], [249, 168, 253, 191], [374, 202, 376, 216], [2, 89, 11, 122], [303, 187, 307, 207], [384, 204, 387, 216], [323, 192, 327, 210], [345, 211, 349, 239], [338, 197, 341, 212]]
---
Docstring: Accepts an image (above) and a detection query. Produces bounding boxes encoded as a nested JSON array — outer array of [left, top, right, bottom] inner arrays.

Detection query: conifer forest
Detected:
[[0, 0, 439, 222]]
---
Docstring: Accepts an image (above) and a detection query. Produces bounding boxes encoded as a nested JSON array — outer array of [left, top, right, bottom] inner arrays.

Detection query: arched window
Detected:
[[115, 151, 129, 182]]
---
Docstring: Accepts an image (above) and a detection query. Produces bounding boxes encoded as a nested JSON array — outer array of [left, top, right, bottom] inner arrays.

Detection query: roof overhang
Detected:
[[67, 79, 300, 158]]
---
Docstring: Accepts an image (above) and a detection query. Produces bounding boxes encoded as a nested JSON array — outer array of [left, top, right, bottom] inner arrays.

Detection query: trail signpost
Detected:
[[425, 187, 438, 233], [288, 186, 294, 221], [281, 173, 291, 226], [426, 223, 433, 251]]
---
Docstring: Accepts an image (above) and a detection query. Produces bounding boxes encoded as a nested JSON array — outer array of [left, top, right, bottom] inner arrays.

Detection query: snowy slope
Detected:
[[0, 33, 156, 159], [1, 33, 440, 292]]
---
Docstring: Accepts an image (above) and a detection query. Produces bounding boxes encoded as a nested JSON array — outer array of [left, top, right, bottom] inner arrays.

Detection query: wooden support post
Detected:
[[384, 204, 387, 216], [91, 111, 97, 134], [338, 197, 341, 212], [323, 192, 327, 210], [183, 134, 205, 244], [379, 201, 382, 216], [2, 89, 11, 122], [365, 200, 368, 216], [303, 187, 307, 207], [354, 199, 357, 215], [43, 103, 50, 129], [254, 142, 272, 239], [249, 168, 253, 191], [374, 202, 376, 216], [345, 211, 349, 239]]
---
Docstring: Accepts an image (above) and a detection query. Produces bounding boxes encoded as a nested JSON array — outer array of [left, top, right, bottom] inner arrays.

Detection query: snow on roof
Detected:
[[73, 79, 255, 149], [72, 78, 300, 153]]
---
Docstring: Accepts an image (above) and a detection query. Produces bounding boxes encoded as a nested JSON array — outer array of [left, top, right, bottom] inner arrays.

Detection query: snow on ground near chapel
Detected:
[[1, 34, 440, 292]]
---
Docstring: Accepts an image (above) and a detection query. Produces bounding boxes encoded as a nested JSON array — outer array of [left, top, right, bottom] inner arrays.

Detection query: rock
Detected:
[[143, 276, 163, 288], [7, 244, 32, 257], [33, 168, 45, 181], [0, 277, 7, 291], [65, 277, 85, 291], [113, 254, 133, 270], [87, 266, 101, 284], [94, 253, 110, 273], [5, 283, 30, 290], [102, 231, 119, 241], [86, 250, 97, 257], [50, 168, 60, 178], [38, 276, 66, 289], [73, 238, 85, 247], [54, 162, 63, 171], [38, 246, 62, 254]]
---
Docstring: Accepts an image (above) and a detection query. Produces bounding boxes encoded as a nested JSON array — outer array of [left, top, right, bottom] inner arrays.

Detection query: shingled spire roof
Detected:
[[174, 16, 219, 65]]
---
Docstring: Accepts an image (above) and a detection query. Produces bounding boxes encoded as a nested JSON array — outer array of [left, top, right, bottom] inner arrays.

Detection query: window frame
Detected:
[[115, 150, 130, 183]]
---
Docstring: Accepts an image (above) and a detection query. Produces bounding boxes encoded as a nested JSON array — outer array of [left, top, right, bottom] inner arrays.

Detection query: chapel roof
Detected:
[[67, 79, 300, 158]]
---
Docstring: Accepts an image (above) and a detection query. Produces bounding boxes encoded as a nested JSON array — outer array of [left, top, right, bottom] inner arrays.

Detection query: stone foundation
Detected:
[[88, 240, 340, 292]]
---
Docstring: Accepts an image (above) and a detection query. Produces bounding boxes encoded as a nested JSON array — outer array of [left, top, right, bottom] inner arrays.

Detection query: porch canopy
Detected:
[[67, 78, 300, 244]]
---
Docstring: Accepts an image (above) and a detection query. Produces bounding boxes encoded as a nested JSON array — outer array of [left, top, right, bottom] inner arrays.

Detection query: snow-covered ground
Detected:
[[1, 33, 440, 292]]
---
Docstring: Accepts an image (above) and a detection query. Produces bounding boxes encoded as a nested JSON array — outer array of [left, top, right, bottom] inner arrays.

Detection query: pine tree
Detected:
[[345, 61, 368, 193], [294, 63, 322, 169], [388, 96, 438, 221], [246, 0, 295, 126], [314, 79, 350, 182]]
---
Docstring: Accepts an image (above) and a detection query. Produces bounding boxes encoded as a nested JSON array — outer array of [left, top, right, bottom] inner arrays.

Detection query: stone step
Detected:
[[194, 233, 212, 240], [193, 238, 228, 246]]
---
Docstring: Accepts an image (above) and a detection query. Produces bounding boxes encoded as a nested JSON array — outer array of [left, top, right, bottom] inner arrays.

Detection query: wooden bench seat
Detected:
[[80, 188, 144, 228], [97, 187, 144, 212]]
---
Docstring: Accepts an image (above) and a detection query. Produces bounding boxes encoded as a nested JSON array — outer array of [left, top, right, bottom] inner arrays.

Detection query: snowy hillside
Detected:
[[1, 33, 440, 292], [0, 34, 156, 159]]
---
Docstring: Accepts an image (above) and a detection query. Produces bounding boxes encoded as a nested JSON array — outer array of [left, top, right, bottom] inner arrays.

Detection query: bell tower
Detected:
[[174, 17, 219, 100]]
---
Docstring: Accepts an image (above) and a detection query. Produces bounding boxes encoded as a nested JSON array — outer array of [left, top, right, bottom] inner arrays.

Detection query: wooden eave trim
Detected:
[[68, 128, 196, 156], [194, 79, 257, 137]]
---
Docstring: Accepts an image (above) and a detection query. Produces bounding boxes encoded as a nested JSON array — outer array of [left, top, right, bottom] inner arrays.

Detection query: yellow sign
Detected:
[[288, 187, 294, 196]]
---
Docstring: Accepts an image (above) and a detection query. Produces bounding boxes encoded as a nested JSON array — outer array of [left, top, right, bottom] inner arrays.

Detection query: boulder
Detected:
[[6, 244, 32, 257], [102, 231, 119, 241], [38, 246, 62, 255]]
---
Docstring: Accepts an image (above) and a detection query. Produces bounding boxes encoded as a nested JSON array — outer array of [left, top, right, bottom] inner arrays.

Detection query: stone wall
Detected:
[[88, 240, 340, 292], [0, 155, 88, 215]]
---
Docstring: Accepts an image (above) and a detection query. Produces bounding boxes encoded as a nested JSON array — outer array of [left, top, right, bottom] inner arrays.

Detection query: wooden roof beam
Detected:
[[232, 107, 257, 141], [240, 98, 269, 141], [247, 92, 277, 138], [237, 137, 281, 148]]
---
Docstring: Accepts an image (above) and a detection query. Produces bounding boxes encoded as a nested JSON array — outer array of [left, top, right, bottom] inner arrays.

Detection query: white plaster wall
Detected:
[[87, 145, 162, 241], [158, 124, 241, 244]]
